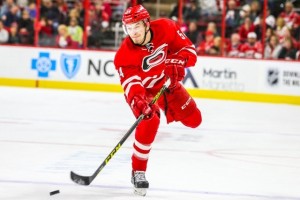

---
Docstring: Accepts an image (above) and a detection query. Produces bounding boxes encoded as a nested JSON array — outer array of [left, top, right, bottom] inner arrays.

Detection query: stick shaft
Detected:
[[70, 79, 170, 185]]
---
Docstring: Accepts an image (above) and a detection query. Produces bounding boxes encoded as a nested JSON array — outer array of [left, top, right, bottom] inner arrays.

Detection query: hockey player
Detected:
[[114, 5, 202, 196]]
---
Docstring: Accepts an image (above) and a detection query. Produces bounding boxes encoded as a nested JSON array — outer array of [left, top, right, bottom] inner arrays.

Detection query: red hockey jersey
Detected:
[[114, 18, 197, 103], [240, 41, 263, 59]]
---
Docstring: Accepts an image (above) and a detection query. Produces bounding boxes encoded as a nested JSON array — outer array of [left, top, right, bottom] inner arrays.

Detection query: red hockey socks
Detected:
[[132, 113, 160, 171]]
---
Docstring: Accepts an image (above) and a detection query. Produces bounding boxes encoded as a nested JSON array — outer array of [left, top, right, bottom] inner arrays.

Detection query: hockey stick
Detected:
[[70, 78, 171, 186]]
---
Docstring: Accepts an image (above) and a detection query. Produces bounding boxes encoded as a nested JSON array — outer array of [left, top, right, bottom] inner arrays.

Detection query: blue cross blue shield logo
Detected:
[[31, 52, 56, 78], [60, 54, 81, 79]]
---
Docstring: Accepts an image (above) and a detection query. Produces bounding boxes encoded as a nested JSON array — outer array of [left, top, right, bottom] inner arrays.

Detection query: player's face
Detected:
[[125, 21, 147, 44]]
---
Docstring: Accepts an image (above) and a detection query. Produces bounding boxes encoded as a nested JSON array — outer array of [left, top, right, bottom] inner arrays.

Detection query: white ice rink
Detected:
[[0, 86, 300, 200]]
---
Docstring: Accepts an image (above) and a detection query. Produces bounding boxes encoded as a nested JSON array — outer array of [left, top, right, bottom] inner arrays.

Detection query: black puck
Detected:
[[50, 190, 60, 196]]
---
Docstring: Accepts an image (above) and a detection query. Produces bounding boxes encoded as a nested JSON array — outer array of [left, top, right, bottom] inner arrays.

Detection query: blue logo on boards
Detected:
[[60, 54, 81, 79], [31, 52, 56, 78]]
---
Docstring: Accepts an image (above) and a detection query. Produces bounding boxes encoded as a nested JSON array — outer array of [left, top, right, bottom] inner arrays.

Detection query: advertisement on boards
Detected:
[[0, 46, 119, 83], [183, 56, 259, 92], [0, 46, 299, 97]]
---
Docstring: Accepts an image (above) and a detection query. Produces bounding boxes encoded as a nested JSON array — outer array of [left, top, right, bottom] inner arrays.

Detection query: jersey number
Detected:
[[118, 67, 124, 78], [177, 30, 186, 40]]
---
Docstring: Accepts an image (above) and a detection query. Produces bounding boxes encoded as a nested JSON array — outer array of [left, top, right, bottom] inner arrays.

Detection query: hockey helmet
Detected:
[[122, 5, 150, 25]]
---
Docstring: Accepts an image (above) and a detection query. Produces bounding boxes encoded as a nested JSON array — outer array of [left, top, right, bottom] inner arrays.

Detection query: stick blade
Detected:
[[70, 171, 91, 185]]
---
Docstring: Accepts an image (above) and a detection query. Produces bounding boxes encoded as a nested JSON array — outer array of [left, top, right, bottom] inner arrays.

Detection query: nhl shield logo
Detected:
[[60, 54, 81, 79], [267, 68, 279, 86]]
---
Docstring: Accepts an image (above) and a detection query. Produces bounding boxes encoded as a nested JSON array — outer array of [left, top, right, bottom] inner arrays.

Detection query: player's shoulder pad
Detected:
[[151, 18, 178, 31], [114, 37, 135, 69]]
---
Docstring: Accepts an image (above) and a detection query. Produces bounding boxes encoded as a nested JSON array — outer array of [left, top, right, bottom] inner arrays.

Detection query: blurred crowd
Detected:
[[0, 0, 299, 60], [0, 0, 127, 48], [171, 0, 300, 60]]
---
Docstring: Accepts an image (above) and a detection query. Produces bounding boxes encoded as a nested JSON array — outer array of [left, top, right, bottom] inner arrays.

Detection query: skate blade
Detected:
[[133, 188, 147, 196]]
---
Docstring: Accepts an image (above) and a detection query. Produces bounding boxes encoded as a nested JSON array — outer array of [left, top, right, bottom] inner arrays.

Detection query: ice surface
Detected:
[[0, 86, 300, 200]]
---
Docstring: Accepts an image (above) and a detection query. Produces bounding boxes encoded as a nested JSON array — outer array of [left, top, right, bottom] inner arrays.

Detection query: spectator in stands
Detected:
[[207, 21, 219, 37], [226, 32, 243, 57], [99, 0, 112, 23], [197, 30, 215, 55], [239, 4, 251, 24], [180, 19, 189, 33], [38, 16, 55, 46], [26, 2, 36, 20], [185, 0, 200, 22], [198, 0, 220, 17], [67, 17, 83, 47], [280, 1, 300, 48], [169, 13, 188, 33], [0, 0, 16, 17], [267, 0, 286, 17], [278, 36, 298, 60], [281, 28, 299, 48], [229, 0, 242, 7], [240, 32, 262, 59], [56, 24, 77, 48], [169, 0, 190, 22], [1, 4, 20, 27], [207, 36, 221, 55], [96, 20, 115, 48], [55, 0, 68, 14], [238, 16, 255, 42], [253, 14, 263, 40], [18, 10, 34, 44], [93, 0, 112, 27], [275, 17, 289, 44], [265, 8, 276, 29], [77, 1, 85, 21], [225, 0, 240, 37], [110, 0, 125, 22], [265, 27, 274, 44], [55, 0, 68, 27], [185, 20, 201, 47], [292, 15, 300, 40], [279, 1, 299, 30], [16, 0, 28, 10], [65, 8, 82, 28], [87, 2, 115, 48], [17, 0, 28, 7], [264, 34, 282, 59], [0, 19, 9, 43], [8, 22, 20, 44], [87, 5, 102, 48], [40, 0, 60, 32], [249, 0, 261, 22]]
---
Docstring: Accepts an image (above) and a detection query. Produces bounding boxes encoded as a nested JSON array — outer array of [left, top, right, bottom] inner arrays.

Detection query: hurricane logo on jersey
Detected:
[[142, 43, 168, 72], [60, 54, 81, 79]]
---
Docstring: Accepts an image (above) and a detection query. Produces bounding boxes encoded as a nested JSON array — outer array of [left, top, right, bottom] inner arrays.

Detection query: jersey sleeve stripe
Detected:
[[124, 82, 143, 98], [121, 75, 141, 88], [184, 48, 197, 57], [142, 75, 157, 86], [176, 45, 197, 57], [145, 72, 165, 88]]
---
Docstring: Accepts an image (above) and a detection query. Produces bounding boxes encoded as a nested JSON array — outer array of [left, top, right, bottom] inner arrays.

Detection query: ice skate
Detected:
[[131, 171, 149, 196]]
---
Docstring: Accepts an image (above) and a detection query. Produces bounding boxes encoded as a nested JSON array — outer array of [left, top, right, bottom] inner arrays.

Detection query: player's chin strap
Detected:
[[123, 20, 151, 46], [139, 25, 151, 46]]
